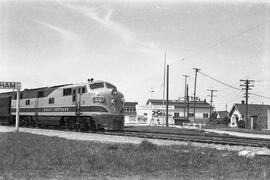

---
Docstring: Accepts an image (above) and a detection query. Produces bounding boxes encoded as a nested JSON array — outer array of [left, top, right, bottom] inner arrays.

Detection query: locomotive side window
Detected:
[[63, 88, 72, 96], [90, 83, 104, 89], [105, 83, 116, 89], [49, 98, 54, 104]]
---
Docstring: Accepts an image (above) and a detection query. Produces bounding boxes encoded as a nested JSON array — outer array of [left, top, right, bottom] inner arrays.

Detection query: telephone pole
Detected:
[[183, 75, 189, 117], [183, 75, 189, 101], [186, 84, 190, 118], [193, 68, 200, 121], [240, 79, 255, 126], [166, 65, 169, 127], [207, 89, 218, 115]]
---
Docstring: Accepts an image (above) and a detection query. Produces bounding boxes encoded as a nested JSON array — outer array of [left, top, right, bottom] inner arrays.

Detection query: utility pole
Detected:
[[207, 89, 218, 115], [193, 68, 200, 121], [162, 52, 166, 106], [166, 65, 169, 127], [183, 75, 189, 117], [183, 75, 189, 101], [240, 79, 255, 127], [187, 84, 190, 119]]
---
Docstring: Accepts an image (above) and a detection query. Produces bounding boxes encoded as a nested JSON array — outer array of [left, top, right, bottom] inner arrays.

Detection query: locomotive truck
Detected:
[[0, 79, 125, 131]]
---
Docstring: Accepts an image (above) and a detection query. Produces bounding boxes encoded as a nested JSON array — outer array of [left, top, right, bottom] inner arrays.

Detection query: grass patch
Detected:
[[125, 126, 207, 135], [0, 132, 269, 179]]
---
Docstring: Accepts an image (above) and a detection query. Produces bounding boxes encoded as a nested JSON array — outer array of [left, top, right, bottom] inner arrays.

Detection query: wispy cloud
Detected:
[[58, 2, 172, 59], [62, 3, 135, 43], [36, 21, 77, 41]]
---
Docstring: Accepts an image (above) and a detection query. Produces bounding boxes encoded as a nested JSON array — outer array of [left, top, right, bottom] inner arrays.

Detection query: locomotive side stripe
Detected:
[[10, 106, 109, 113]]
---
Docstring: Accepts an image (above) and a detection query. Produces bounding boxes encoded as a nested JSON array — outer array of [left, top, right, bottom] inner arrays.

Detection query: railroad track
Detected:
[[1, 124, 270, 148], [101, 130, 270, 148]]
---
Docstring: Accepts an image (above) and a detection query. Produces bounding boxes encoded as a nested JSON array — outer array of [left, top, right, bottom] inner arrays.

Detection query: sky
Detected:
[[0, 0, 270, 111]]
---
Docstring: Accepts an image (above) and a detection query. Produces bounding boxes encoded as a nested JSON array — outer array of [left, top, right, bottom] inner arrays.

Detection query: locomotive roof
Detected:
[[0, 80, 116, 99], [60, 80, 108, 88]]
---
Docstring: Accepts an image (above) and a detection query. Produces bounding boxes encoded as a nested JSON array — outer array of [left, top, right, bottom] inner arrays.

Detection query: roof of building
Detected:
[[216, 111, 229, 119], [229, 103, 270, 117], [146, 99, 212, 108], [124, 102, 138, 106]]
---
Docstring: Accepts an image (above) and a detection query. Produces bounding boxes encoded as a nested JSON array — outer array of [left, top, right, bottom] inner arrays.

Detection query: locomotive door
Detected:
[[73, 88, 81, 116]]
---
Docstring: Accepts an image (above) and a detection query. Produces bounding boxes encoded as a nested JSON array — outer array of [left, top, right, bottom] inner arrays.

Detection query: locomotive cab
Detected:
[[86, 80, 125, 130]]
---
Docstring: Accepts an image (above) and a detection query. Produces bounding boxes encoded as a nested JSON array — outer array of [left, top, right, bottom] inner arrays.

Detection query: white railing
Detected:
[[182, 122, 206, 130]]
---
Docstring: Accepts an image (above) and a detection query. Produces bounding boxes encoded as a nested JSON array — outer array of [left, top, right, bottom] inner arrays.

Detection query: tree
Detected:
[[238, 120, 245, 128], [222, 116, 230, 125], [209, 111, 217, 122]]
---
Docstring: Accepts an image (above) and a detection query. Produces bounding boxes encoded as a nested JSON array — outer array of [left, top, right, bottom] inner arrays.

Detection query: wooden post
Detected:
[[15, 88, 20, 132], [166, 65, 169, 127]]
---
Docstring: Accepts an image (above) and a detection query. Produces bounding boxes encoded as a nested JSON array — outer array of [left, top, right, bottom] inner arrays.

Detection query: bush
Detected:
[[209, 112, 218, 122], [222, 116, 230, 125], [238, 120, 245, 128], [139, 140, 157, 151]]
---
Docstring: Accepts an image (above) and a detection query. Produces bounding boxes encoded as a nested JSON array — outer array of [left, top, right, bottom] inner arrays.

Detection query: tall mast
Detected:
[[162, 51, 166, 106]]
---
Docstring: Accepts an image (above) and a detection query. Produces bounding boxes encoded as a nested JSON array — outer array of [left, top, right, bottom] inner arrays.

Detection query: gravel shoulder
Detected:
[[1, 125, 270, 156], [204, 129, 270, 139]]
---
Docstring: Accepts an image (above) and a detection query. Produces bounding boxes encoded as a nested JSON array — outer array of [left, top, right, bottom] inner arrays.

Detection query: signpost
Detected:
[[0, 81, 21, 132]]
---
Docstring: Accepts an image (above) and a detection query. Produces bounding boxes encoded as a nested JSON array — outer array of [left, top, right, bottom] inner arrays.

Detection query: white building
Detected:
[[133, 99, 212, 126], [136, 104, 174, 125]]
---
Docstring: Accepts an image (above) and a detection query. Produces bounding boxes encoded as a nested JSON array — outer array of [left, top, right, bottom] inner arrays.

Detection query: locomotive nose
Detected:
[[111, 89, 124, 113]]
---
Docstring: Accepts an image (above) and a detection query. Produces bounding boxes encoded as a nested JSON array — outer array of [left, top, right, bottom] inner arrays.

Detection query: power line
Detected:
[[199, 71, 270, 100], [249, 92, 270, 99], [198, 71, 241, 91]]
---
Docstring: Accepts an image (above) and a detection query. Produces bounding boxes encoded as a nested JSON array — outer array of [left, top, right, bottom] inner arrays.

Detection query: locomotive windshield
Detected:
[[90, 82, 104, 89], [105, 82, 116, 89]]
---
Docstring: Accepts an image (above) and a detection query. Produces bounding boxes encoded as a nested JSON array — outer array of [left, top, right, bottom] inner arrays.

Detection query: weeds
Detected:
[[0, 132, 269, 179]]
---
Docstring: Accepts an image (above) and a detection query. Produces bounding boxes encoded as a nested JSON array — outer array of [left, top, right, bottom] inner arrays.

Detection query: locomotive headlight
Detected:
[[121, 97, 125, 104], [111, 88, 118, 96], [93, 96, 105, 103]]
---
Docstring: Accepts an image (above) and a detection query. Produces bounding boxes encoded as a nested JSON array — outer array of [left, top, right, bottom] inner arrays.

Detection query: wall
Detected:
[[136, 105, 175, 125], [230, 108, 242, 127]]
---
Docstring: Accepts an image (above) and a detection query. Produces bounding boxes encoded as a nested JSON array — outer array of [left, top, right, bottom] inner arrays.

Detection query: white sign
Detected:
[[0, 81, 21, 89]]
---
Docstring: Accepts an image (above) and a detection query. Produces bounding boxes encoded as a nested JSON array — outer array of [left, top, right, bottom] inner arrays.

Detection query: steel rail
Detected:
[[101, 130, 270, 148]]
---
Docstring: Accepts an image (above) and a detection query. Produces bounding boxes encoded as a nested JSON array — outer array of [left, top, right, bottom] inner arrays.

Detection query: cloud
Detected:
[[61, 3, 135, 43], [58, 2, 175, 60], [36, 21, 77, 41]]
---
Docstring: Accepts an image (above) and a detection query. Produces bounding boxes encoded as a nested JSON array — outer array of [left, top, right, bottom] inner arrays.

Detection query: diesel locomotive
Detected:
[[0, 79, 125, 131]]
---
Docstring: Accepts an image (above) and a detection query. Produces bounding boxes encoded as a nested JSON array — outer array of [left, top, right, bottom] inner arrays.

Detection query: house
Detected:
[[229, 103, 270, 130], [143, 99, 213, 125], [123, 102, 138, 124], [216, 111, 229, 120]]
